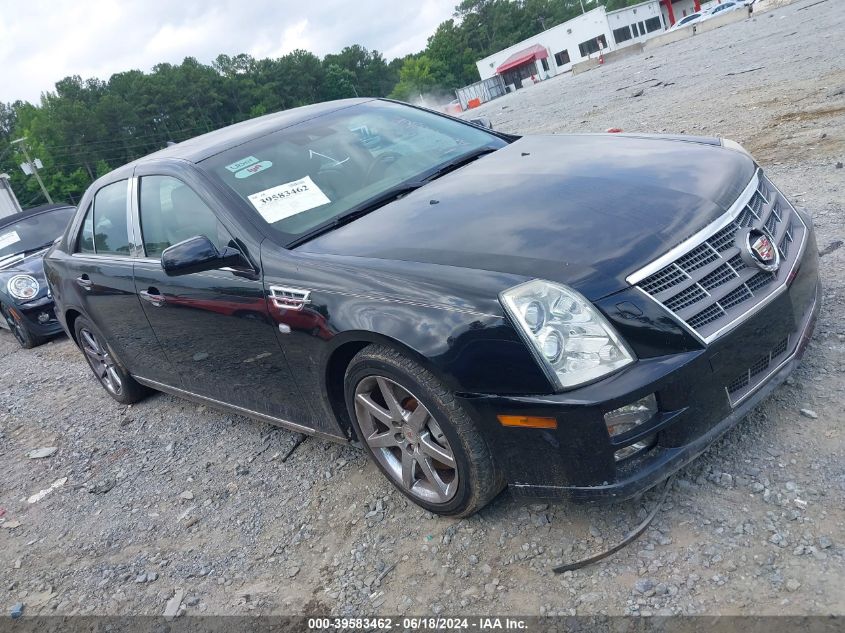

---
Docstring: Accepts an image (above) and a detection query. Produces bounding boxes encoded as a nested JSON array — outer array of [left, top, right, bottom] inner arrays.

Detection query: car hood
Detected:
[[298, 134, 756, 300]]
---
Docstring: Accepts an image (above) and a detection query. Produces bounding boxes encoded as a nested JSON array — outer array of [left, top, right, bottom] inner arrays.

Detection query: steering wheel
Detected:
[[364, 151, 403, 185]]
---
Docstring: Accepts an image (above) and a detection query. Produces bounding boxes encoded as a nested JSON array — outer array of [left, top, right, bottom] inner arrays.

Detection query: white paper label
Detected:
[[0, 230, 21, 250], [248, 176, 330, 223]]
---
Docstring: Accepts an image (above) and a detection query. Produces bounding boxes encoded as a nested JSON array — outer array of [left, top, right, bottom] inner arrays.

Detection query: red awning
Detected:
[[496, 44, 549, 74]]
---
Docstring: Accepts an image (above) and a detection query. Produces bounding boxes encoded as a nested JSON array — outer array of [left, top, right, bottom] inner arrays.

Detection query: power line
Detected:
[[40, 123, 214, 152]]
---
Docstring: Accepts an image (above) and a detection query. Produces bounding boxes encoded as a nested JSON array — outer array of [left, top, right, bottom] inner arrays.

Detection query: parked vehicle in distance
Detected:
[[0, 203, 75, 348], [707, 1, 747, 16], [670, 11, 705, 29], [44, 99, 819, 516]]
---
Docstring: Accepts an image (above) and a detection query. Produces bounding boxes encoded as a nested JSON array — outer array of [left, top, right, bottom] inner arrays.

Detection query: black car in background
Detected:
[[44, 99, 819, 516], [0, 203, 75, 348]]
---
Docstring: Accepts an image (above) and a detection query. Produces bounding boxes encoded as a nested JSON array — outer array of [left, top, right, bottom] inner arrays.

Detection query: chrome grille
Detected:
[[633, 171, 806, 342], [726, 336, 790, 406]]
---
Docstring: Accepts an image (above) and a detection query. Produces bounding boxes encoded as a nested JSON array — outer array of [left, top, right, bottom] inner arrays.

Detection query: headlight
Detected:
[[500, 280, 634, 389], [7, 275, 40, 301], [721, 138, 751, 157]]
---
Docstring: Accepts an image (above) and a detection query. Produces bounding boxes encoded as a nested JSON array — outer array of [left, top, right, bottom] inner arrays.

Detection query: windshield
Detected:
[[201, 100, 506, 245], [0, 207, 75, 260]]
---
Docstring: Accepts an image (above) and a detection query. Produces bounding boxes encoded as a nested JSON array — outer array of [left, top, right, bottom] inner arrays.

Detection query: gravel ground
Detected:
[[2, 0, 844, 618]]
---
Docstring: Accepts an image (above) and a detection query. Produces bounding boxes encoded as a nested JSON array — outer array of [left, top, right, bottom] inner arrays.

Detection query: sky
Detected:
[[0, 0, 457, 104]]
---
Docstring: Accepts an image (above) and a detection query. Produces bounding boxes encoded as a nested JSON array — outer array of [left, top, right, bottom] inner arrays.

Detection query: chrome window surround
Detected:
[[626, 169, 808, 345]]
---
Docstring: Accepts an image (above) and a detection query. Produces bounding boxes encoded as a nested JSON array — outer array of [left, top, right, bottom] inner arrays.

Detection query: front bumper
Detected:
[[8, 296, 64, 338], [459, 223, 820, 503]]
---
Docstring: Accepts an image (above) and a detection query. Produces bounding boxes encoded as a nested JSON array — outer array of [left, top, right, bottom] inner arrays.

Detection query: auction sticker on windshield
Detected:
[[0, 230, 21, 250], [225, 156, 259, 172], [247, 176, 330, 223]]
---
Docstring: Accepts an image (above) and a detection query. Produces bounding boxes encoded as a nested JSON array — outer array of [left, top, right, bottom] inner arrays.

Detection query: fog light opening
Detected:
[[604, 393, 657, 437], [37, 312, 50, 324], [614, 434, 657, 462]]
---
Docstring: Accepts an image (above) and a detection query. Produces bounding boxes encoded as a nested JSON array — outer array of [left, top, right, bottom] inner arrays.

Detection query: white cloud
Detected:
[[0, 0, 456, 103]]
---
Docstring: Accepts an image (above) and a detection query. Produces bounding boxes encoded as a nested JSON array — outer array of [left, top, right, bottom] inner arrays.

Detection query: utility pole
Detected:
[[538, 15, 547, 30], [579, 0, 586, 13], [11, 137, 53, 204]]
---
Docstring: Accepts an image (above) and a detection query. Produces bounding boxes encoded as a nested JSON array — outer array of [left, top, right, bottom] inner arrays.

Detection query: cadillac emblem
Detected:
[[741, 228, 780, 272]]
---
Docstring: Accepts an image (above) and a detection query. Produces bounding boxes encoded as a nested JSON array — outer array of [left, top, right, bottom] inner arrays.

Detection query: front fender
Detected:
[[261, 247, 553, 432]]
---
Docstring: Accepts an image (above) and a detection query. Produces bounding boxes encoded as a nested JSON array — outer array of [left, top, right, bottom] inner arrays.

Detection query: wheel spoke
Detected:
[[376, 377, 404, 420], [356, 393, 393, 426], [415, 452, 450, 498], [367, 429, 398, 448], [106, 365, 122, 390], [82, 346, 102, 361], [401, 450, 415, 489], [80, 330, 100, 353], [419, 432, 456, 469], [405, 404, 429, 432]]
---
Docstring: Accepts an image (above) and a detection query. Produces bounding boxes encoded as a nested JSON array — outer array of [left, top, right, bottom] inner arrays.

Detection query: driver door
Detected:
[[129, 168, 311, 424]]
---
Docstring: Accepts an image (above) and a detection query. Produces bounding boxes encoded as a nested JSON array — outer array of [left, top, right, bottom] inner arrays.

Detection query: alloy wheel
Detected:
[[79, 328, 123, 396], [354, 375, 458, 504]]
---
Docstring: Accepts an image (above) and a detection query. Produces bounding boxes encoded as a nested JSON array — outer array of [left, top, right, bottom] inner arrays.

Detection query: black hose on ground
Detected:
[[553, 476, 673, 573]]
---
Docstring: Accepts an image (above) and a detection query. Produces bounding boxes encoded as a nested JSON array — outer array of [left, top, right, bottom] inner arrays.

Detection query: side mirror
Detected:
[[469, 116, 493, 130], [161, 235, 243, 276]]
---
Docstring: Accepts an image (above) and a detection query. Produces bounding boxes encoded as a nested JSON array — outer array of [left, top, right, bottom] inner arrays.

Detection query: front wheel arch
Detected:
[[324, 332, 461, 441], [65, 308, 82, 346]]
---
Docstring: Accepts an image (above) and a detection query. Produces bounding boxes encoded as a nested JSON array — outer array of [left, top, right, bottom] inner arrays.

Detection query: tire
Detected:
[[73, 316, 148, 404], [0, 303, 42, 349], [344, 345, 504, 517]]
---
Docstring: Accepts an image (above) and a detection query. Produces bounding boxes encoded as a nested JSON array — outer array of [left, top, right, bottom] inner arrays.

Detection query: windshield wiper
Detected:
[[286, 146, 500, 248], [287, 181, 426, 248], [419, 145, 500, 183], [22, 241, 55, 255]]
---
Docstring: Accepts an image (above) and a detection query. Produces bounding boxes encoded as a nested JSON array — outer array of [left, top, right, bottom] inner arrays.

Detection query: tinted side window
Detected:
[[139, 176, 227, 258], [76, 205, 95, 254], [92, 181, 130, 255]]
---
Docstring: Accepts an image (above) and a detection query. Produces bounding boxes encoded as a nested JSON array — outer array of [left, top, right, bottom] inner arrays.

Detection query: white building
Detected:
[[606, 2, 666, 47], [0, 173, 23, 219], [474, 2, 666, 91]]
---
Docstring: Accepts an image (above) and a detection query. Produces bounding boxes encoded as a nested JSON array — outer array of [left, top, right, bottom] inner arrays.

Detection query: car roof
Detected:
[[0, 203, 75, 229]]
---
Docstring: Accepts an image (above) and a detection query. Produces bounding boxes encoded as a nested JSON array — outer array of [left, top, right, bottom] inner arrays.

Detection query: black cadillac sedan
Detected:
[[1, 203, 75, 348], [44, 99, 819, 516]]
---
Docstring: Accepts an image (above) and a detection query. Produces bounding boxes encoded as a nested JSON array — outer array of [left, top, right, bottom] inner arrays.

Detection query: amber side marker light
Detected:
[[497, 415, 558, 430]]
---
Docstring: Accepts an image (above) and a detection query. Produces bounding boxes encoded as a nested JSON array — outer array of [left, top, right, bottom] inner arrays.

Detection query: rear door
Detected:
[[66, 179, 180, 384], [129, 166, 311, 424]]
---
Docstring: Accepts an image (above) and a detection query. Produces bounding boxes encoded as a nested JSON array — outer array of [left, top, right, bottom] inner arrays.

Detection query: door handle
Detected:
[[139, 288, 166, 307], [76, 275, 92, 290]]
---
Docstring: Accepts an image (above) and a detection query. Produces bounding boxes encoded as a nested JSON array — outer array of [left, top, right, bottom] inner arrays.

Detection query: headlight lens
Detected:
[[500, 279, 635, 389], [7, 275, 40, 301]]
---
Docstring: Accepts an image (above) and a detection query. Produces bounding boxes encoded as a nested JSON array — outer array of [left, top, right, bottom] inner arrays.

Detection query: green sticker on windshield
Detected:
[[235, 160, 273, 179], [225, 156, 259, 173]]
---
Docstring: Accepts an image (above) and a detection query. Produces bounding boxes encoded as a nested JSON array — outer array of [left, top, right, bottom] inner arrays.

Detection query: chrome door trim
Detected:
[[132, 375, 348, 443]]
